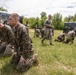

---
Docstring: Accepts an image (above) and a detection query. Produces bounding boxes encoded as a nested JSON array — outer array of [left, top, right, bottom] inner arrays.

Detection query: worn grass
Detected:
[[0, 29, 76, 75]]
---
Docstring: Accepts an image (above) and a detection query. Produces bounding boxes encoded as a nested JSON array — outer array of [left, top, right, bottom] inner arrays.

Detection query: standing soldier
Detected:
[[41, 15, 53, 45], [9, 13, 38, 71], [34, 24, 38, 37], [25, 21, 29, 34], [25, 21, 33, 43]]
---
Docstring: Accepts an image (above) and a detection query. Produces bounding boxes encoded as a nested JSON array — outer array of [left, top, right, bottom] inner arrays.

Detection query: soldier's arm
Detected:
[[44, 20, 53, 28], [20, 26, 31, 50], [5, 26, 15, 45], [44, 20, 49, 26]]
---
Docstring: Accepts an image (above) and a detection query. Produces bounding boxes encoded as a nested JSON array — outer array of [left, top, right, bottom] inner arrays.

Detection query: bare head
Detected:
[[48, 15, 52, 20], [9, 13, 19, 26]]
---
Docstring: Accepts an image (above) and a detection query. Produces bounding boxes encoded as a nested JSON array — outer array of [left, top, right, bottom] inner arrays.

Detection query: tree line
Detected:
[[0, 7, 76, 30], [23, 12, 76, 30]]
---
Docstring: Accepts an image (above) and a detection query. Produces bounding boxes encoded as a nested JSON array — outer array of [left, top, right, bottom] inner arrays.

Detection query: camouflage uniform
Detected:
[[39, 26, 45, 38], [10, 23, 38, 71], [35, 29, 40, 37], [0, 25, 14, 44], [41, 19, 53, 45], [54, 33, 65, 42], [34, 25, 40, 37], [25, 23, 29, 34], [0, 25, 14, 55], [65, 30, 75, 44]]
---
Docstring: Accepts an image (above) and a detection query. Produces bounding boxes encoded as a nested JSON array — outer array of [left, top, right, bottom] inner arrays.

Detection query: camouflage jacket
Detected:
[[12, 23, 32, 51], [44, 19, 52, 27], [0, 25, 15, 45]]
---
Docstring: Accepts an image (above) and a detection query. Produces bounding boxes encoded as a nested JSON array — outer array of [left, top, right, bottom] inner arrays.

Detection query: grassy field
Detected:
[[0, 29, 76, 75]]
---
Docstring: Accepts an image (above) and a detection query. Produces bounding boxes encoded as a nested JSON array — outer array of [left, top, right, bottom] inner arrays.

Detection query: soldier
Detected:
[[65, 30, 75, 44], [0, 18, 14, 56], [35, 29, 40, 37], [25, 21, 29, 34], [9, 13, 38, 71], [25, 21, 33, 43], [54, 33, 65, 42], [39, 26, 45, 38], [41, 15, 53, 45], [34, 24, 40, 37]]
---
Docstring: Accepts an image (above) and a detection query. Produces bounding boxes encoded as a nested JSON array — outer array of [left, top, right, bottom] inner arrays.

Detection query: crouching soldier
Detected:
[[0, 18, 14, 56], [35, 29, 40, 37], [65, 30, 75, 44], [9, 13, 39, 71], [34, 25, 40, 37], [54, 33, 65, 42]]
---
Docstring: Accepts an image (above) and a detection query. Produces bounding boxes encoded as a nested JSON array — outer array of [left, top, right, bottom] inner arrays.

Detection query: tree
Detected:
[[73, 13, 76, 21], [40, 12, 47, 26], [0, 7, 7, 12], [40, 12, 47, 19], [52, 13, 63, 30]]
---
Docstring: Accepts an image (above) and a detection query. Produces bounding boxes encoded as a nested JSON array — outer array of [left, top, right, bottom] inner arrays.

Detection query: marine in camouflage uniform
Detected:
[[65, 30, 75, 44], [35, 28, 40, 37], [41, 15, 53, 45], [25, 21, 33, 43], [25, 21, 29, 34], [0, 20, 14, 55], [9, 13, 38, 71], [39, 26, 45, 38], [54, 33, 65, 42], [34, 24, 40, 37]]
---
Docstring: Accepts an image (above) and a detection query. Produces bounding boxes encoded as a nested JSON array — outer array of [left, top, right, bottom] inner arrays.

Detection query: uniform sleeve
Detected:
[[44, 20, 48, 26], [20, 27, 31, 50], [5, 26, 15, 45]]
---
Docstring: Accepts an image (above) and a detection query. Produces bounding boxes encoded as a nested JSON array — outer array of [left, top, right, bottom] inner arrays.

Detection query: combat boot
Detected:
[[32, 54, 39, 66], [50, 43, 54, 45]]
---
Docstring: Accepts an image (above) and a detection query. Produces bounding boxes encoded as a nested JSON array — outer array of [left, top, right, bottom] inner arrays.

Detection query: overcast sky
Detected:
[[0, 0, 76, 18]]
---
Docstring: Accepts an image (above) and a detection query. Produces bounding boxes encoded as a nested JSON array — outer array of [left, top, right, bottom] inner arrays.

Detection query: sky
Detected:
[[0, 0, 76, 18]]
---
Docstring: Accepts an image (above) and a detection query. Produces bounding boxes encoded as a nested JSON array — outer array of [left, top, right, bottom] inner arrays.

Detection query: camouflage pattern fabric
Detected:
[[54, 33, 65, 42], [12, 23, 33, 58], [10, 23, 38, 71], [35, 29, 40, 37], [0, 25, 14, 45], [65, 30, 75, 44], [3, 44, 14, 56], [41, 18, 53, 45]]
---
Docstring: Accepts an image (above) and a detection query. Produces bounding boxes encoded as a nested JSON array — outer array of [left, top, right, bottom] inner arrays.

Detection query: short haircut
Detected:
[[11, 13, 19, 19]]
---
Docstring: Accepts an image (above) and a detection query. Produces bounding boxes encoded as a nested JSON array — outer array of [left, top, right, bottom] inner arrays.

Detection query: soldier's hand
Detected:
[[0, 23, 4, 28]]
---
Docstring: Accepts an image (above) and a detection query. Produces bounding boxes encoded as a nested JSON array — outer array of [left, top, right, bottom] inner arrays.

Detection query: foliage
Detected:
[[23, 13, 76, 30], [40, 12, 47, 19], [52, 13, 63, 30], [40, 12, 47, 26], [0, 7, 7, 12]]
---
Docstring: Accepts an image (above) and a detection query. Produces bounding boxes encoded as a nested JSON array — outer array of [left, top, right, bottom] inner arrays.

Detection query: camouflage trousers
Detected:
[[41, 28, 52, 44], [0, 43, 6, 53], [10, 53, 39, 71]]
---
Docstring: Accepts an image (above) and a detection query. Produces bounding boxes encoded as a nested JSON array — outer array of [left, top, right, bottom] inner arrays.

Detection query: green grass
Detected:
[[0, 29, 76, 75]]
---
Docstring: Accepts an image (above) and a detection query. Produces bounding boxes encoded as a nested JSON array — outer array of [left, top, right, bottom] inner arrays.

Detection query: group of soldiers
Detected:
[[0, 13, 38, 71], [34, 15, 76, 45], [0, 13, 76, 72], [54, 30, 75, 44]]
